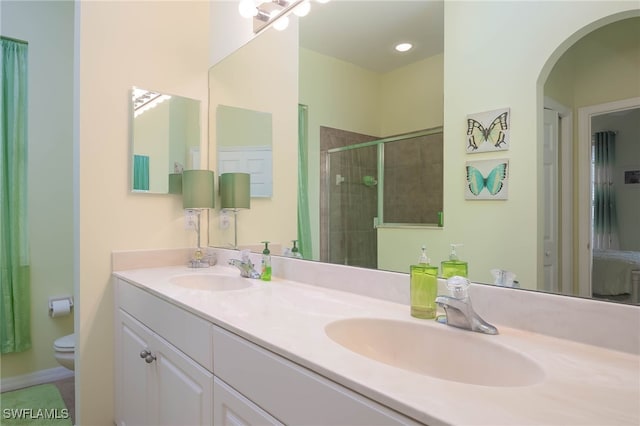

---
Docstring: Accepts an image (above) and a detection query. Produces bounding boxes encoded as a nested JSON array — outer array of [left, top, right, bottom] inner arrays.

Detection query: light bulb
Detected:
[[238, 0, 258, 18], [273, 15, 290, 31], [395, 42, 413, 52], [293, 1, 311, 17]]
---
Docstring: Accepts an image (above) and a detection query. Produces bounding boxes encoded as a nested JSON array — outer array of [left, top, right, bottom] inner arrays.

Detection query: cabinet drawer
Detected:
[[212, 326, 421, 426], [116, 278, 213, 371]]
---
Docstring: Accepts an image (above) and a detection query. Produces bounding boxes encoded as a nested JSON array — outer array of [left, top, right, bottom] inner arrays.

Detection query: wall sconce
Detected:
[[238, 0, 330, 34], [182, 170, 215, 264], [168, 173, 182, 194], [219, 172, 250, 249]]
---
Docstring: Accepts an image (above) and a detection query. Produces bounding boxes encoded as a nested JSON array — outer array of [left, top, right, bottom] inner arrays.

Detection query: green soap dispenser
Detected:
[[261, 241, 272, 281], [410, 245, 439, 319], [441, 244, 468, 278]]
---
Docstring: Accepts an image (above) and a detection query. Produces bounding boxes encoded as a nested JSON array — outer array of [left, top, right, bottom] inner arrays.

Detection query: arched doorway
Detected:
[[540, 14, 640, 301]]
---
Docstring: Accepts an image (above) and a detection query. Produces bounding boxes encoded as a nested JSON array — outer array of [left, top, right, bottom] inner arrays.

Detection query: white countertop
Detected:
[[114, 265, 640, 426]]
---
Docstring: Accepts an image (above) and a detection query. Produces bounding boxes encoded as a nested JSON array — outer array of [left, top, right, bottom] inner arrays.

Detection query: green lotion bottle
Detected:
[[410, 245, 439, 319], [441, 244, 468, 278], [261, 241, 272, 281]]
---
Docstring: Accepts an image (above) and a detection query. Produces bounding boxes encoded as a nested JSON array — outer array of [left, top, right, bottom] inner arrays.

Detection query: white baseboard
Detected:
[[0, 366, 74, 392]]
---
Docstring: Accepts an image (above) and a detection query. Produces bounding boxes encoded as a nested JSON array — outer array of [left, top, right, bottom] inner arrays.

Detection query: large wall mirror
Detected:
[[208, 1, 640, 306], [130, 87, 201, 193]]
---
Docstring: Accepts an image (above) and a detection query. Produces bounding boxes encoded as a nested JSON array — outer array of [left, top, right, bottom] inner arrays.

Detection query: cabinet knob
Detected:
[[140, 349, 156, 363]]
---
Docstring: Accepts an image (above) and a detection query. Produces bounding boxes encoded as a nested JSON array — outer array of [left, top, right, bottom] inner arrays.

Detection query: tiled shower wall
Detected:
[[320, 127, 378, 268], [320, 127, 444, 269], [384, 132, 443, 224]]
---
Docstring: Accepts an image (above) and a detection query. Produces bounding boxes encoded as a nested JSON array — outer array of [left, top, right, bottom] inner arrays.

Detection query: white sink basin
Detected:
[[325, 318, 544, 387], [169, 274, 252, 291]]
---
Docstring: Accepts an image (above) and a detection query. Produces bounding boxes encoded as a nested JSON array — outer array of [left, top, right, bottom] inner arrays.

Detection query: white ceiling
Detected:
[[298, 0, 444, 73]]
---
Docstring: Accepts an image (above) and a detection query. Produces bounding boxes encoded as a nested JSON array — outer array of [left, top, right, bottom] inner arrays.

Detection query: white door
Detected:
[[218, 146, 273, 197], [543, 109, 560, 293]]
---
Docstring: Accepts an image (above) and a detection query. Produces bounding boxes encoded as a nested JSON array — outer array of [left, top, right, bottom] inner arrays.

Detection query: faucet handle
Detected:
[[240, 249, 251, 261], [446, 276, 470, 299]]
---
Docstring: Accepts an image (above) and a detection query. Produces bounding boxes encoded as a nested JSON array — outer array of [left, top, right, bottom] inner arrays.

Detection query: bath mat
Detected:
[[0, 384, 72, 425]]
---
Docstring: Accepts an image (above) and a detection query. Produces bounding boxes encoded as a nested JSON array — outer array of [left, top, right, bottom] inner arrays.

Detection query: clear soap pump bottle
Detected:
[[441, 244, 468, 278], [291, 240, 302, 258], [410, 245, 439, 319], [261, 241, 272, 281]]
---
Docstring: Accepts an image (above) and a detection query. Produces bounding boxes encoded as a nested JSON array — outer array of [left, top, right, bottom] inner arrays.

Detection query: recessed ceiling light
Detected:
[[395, 43, 413, 53]]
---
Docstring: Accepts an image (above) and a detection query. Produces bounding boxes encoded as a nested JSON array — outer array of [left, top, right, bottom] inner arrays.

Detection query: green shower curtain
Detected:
[[1, 36, 31, 353], [133, 154, 150, 191], [297, 105, 312, 259]]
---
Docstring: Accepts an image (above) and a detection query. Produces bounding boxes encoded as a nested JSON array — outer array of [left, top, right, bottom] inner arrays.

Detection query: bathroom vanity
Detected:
[[114, 275, 416, 425], [113, 250, 639, 426]]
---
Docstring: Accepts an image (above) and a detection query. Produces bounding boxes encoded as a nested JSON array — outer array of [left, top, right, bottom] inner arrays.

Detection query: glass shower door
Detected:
[[327, 145, 378, 268]]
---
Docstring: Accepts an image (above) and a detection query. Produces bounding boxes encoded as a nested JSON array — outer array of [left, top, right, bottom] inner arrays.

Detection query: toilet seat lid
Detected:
[[54, 334, 75, 352]]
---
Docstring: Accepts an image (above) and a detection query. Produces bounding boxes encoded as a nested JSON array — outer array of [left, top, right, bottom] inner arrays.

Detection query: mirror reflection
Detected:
[[319, 127, 443, 268], [299, 0, 444, 263], [130, 87, 200, 194], [208, 2, 639, 305], [217, 105, 273, 197], [542, 16, 639, 304]]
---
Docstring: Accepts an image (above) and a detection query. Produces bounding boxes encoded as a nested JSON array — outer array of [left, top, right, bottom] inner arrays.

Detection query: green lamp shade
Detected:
[[168, 173, 182, 194], [182, 170, 215, 209], [220, 173, 250, 209]]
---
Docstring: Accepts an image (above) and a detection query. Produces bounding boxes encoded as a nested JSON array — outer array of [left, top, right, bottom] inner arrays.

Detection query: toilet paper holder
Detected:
[[49, 296, 74, 316]]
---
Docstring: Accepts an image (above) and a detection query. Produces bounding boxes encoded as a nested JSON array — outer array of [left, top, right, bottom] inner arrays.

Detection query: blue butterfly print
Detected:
[[467, 112, 509, 151], [466, 163, 508, 196]]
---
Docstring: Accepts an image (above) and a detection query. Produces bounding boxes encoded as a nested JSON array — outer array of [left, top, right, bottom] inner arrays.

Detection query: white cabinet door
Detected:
[[116, 309, 153, 426], [116, 309, 213, 426], [153, 333, 213, 426], [213, 378, 282, 426]]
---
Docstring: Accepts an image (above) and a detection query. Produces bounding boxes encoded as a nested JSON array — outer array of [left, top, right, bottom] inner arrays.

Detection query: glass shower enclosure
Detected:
[[323, 127, 443, 268]]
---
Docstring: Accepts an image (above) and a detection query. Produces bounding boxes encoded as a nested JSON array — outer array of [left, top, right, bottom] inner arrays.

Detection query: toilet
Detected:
[[53, 333, 75, 371]]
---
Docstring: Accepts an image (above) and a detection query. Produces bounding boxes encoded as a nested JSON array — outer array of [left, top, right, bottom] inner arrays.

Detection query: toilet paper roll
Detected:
[[50, 299, 71, 318]]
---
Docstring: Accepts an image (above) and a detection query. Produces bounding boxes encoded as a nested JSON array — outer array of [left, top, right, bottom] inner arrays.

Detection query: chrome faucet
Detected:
[[435, 276, 498, 335], [229, 251, 260, 279]]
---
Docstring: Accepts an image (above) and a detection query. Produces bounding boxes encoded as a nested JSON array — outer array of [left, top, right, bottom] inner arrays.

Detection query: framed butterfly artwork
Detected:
[[466, 107, 510, 153], [465, 158, 509, 200]]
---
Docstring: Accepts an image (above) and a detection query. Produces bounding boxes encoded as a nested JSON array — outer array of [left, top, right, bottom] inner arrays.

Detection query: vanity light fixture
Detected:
[[395, 42, 413, 53], [239, 0, 329, 34], [219, 172, 251, 249], [132, 87, 171, 117], [293, 1, 311, 17]]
